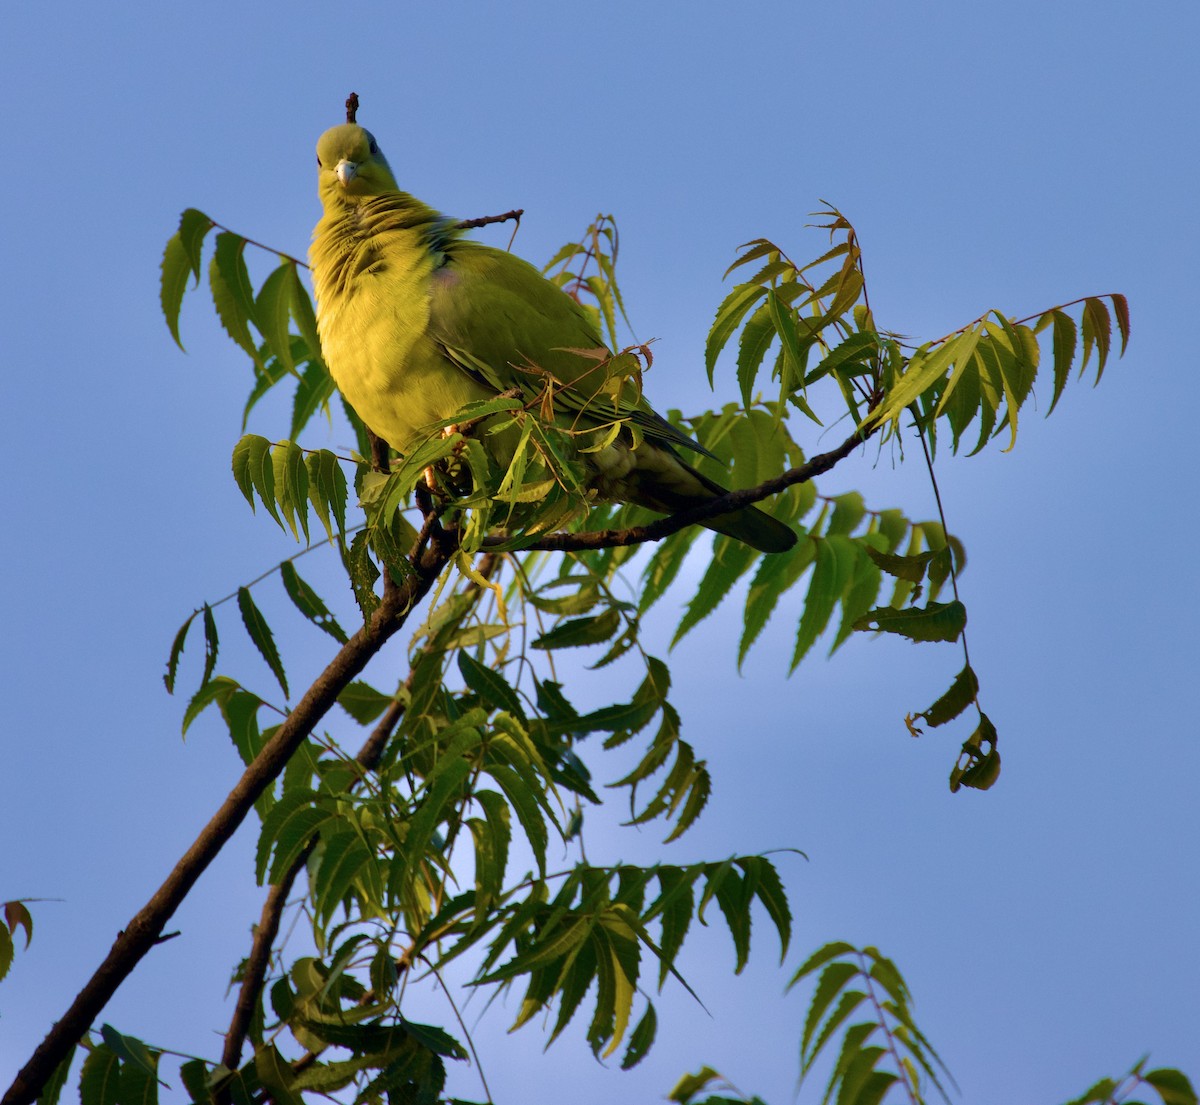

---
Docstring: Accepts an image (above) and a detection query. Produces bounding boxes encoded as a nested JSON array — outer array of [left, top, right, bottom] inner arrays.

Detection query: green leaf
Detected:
[[160, 209, 213, 349], [1081, 295, 1112, 377], [458, 651, 525, 719], [201, 604, 219, 687], [79, 1044, 121, 1105], [99, 1025, 158, 1080], [271, 440, 310, 542], [311, 830, 376, 927], [791, 537, 850, 668], [736, 301, 779, 408], [345, 530, 381, 620], [337, 681, 394, 724], [37, 1045, 76, 1105], [790, 940, 859, 984], [290, 357, 336, 440], [237, 587, 288, 697], [208, 231, 262, 367], [163, 609, 199, 693], [254, 264, 295, 377], [738, 856, 791, 961], [231, 435, 283, 528], [279, 561, 348, 644], [256, 790, 333, 884], [0, 925, 12, 982], [853, 600, 966, 643], [674, 538, 758, 645], [707, 283, 769, 385], [619, 1002, 658, 1071], [532, 609, 621, 651], [800, 960, 859, 1064], [305, 449, 349, 544], [736, 537, 812, 669], [182, 676, 239, 736], [5, 900, 33, 949], [253, 1045, 303, 1105], [863, 545, 934, 584], [950, 712, 1001, 793], [908, 664, 978, 732], [1144, 1068, 1198, 1105], [285, 263, 323, 359]]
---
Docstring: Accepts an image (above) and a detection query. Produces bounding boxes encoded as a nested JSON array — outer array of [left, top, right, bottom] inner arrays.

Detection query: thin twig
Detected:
[[455, 209, 523, 232]]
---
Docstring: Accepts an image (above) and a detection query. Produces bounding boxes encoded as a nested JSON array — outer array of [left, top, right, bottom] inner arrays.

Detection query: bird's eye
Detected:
[[316, 155, 323, 167], [368, 138, 378, 155]]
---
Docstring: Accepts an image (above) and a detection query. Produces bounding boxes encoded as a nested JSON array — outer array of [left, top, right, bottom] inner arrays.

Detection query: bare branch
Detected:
[[455, 209, 524, 231]]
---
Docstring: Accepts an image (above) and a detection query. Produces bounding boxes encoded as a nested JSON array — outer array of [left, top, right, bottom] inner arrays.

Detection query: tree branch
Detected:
[[3, 541, 455, 1105]]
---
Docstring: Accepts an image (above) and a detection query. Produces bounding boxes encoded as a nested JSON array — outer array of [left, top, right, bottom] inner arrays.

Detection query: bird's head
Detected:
[[316, 123, 399, 204]]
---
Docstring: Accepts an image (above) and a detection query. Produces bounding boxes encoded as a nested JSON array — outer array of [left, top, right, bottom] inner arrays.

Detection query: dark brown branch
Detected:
[[3, 539, 456, 1105], [346, 92, 359, 124], [486, 422, 874, 553], [455, 209, 524, 231]]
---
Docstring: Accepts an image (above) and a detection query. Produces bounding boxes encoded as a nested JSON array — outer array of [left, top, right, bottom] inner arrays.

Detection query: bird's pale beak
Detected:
[[335, 159, 359, 186]]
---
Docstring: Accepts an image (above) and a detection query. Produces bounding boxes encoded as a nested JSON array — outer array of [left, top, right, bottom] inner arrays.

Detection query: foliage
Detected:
[[4, 193, 1188, 1105]]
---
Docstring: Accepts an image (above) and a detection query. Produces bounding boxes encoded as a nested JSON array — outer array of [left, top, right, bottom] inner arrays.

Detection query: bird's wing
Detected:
[[427, 241, 713, 458]]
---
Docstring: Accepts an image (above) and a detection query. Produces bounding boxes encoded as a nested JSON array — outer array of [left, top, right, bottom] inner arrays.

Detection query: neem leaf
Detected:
[[237, 587, 288, 698], [908, 664, 979, 733], [853, 600, 966, 643]]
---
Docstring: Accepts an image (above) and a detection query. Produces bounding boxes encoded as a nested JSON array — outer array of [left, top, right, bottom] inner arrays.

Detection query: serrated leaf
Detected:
[[231, 435, 283, 528], [853, 600, 966, 643], [5, 900, 33, 949], [337, 680, 394, 724], [182, 675, 239, 737], [458, 651, 525, 719], [674, 538, 758, 645], [621, 1001, 657, 1070], [79, 1045, 121, 1105], [161, 209, 213, 349], [305, 449, 349, 544], [908, 664, 978, 732], [279, 560, 348, 643], [290, 357, 336, 439], [208, 231, 262, 367], [37, 1045, 75, 1105], [254, 264, 295, 376], [706, 283, 769, 385], [345, 530, 380, 620], [790, 537, 848, 669], [1048, 309, 1078, 416], [237, 587, 288, 697], [271, 440, 310, 541], [1144, 1068, 1198, 1105], [164, 609, 199, 693], [532, 608, 621, 650], [864, 546, 934, 584]]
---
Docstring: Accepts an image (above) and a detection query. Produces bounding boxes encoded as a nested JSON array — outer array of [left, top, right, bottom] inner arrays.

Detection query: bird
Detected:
[[309, 121, 797, 554]]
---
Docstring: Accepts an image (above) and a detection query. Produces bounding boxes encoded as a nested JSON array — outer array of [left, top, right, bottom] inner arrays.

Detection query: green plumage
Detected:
[[310, 122, 796, 553]]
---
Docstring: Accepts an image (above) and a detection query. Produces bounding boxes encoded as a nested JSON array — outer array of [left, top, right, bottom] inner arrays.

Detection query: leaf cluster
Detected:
[[5, 198, 1162, 1105]]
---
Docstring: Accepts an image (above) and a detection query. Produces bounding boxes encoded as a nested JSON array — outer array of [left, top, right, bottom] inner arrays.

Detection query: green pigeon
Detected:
[[309, 122, 796, 553]]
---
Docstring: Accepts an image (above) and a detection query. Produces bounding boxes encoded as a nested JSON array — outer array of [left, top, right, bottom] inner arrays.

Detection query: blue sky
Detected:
[[2, 2, 1197, 1102]]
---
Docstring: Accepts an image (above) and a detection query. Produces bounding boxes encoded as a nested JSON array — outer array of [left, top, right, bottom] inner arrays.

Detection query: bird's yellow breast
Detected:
[[310, 209, 486, 452]]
